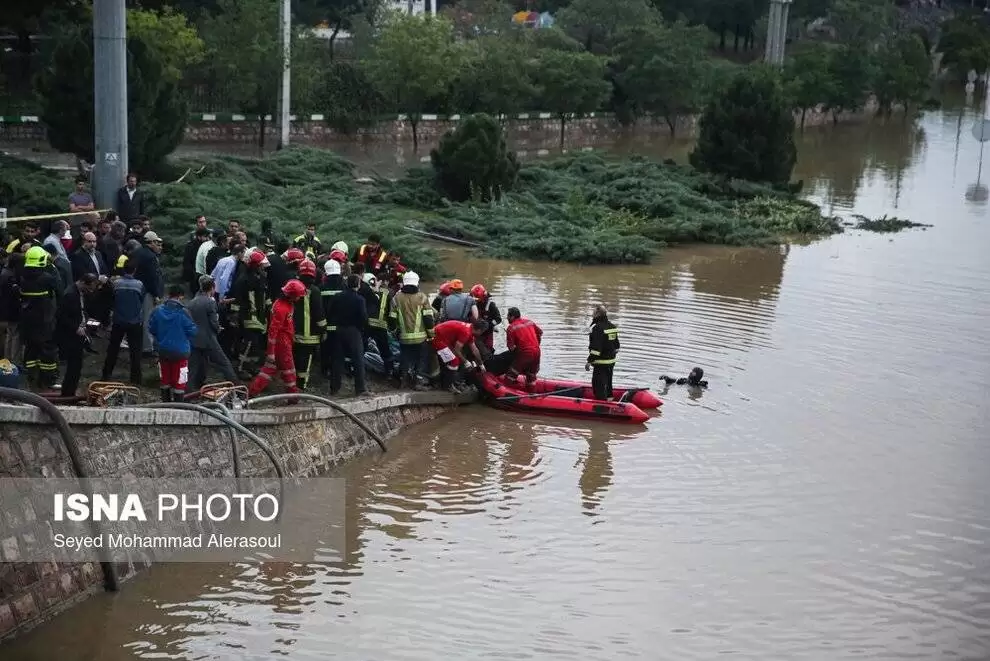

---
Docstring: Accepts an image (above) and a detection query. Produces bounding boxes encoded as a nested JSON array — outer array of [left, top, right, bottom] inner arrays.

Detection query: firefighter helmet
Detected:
[[439, 281, 452, 296], [329, 249, 347, 263], [331, 240, 348, 255], [248, 250, 269, 268], [325, 259, 341, 276], [281, 279, 307, 299], [470, 284, 487, 300], [449, 279, 464, 291], [24, 246, 49, 269], [402, 271, 420, 287], [284, 247, 305, 264], [298, 259, 317, 278]]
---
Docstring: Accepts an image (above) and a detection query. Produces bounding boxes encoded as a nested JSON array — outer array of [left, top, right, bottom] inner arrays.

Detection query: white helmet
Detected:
[[362, 272, 377, 288], [402, 271, 420, 287], [324, 259, 341, 276], [331, 240, 348, 255]]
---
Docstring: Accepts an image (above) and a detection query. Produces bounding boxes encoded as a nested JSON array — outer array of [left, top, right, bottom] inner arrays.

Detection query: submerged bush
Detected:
[[430, 113, 520, 202]]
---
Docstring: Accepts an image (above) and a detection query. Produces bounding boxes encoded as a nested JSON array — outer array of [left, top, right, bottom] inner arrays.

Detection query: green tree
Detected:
[[689, 67, 797, 185], [312, 60, 387, 133], [294, 0, 381, 58], [442, 0, 515, 38], [431, 113, 520, 202], [363, 13, 463, 150], [531, 48, 611, 146], [199, 0, 322, 148], [451, 36, 536, 116], [784, 44, 835, 127], [938, 14, 990, 81], [705, 0, 766, 53], [556, 0, 660, 54], [611, 21, 711, 136], [872, 34, 930, 114], [822, 44, 873, 122], [828, 0, 894, 46], [127, 6, 205, 82], [35, 24, 187, 175]]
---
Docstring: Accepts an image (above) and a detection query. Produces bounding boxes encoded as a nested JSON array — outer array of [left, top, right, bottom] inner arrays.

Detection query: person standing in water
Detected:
[[586, 304, 620, 400]]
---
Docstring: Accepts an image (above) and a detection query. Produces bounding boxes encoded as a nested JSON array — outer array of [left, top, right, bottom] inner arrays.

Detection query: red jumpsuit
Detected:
[[248, 297, 299, 396], [432, 320, 474, 369], [505, 317, 543, 381]]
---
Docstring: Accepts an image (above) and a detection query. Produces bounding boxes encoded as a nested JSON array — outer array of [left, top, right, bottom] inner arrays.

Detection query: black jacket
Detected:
[[70, 249, 109, 280], [132, 246, 163, 298], [99, 236, 122, 272], [205, 245, 226, 275], [182, 239, 201, 283], [115, 186, 147, 222], [0, 266, 19, 323], [333, 289, 368, 330], [266, 253, 289, 299], [588, 318, 620, 365], [56, 283, 86, 340]]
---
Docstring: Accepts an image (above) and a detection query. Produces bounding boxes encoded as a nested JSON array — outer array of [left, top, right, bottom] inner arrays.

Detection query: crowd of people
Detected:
[[0, 175, 624, 403]]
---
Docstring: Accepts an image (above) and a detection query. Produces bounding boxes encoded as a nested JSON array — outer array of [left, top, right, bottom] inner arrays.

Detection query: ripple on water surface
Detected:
[[4, 106, 990, 661]]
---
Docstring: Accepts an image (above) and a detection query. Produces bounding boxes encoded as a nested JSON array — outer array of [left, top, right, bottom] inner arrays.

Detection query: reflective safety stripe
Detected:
[[116, 255, 127, 269], [605, 329, 619, 339], [589, 349, 601, 356], [294, 293, 323, 344], [368, 293, 389, 329], [393, 294, 428, 343], [591, 358, 617, 365], [21, 291, 53, 297], [244, 290, 265, 331], [5, 239, 20, 253]]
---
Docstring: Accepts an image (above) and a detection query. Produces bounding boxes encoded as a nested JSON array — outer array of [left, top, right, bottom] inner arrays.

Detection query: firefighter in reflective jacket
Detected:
[[354, 232, 388, 275], [389, 270, 434, 388], [248, 279, 307, 397], [19, 246, 59, 387], [363, 273, 394, 377], [320, 259, 344, 380], [231, 250, 269, 372], [292, 260, 326, 390], [586, 304, 620, 400], [293, 223, 323, 259]]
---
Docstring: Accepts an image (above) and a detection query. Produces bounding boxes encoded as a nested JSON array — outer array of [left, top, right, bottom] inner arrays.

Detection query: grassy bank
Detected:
[[2, 147, 845, 277]]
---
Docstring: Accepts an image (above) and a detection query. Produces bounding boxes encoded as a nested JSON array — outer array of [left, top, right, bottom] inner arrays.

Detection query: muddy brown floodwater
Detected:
[[6, 99, 990, 660]]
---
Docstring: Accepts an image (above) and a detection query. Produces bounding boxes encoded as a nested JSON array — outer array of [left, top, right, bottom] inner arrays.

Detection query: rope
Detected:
[[1, 209, 113, 223]]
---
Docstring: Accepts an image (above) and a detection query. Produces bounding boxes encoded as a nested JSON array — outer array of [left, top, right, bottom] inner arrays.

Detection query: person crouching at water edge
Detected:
[[248, 279, 308, 397], [431, 319, 487, 392], [504, 307, 543, 384], [586, 304, 620, 401]]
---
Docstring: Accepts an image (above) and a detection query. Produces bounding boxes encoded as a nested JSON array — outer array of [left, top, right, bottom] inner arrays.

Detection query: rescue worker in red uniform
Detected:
[[248, 279, 307, 397], [504, 307, 543, 384], [293, 259, 326, 390], [432, 319, 487, 391], [353, 233, 388, 275], [470, 284, 501, 357], [384, 252, 407, 294]]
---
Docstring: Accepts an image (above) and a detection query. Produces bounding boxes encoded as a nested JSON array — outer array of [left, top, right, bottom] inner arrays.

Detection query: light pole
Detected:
[[277, 0, 291, 150], [92, 0, 128, 208], [764, 0, 793, 67]]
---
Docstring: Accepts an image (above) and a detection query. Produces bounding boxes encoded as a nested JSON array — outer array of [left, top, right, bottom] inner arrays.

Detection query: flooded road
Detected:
[[6, 100, 990, 659]]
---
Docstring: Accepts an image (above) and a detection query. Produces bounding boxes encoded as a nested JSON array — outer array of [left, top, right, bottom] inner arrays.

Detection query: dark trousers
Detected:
[[322, 330, 338, 379], [23, 331, 58, 387], [292, 343, 319, 390], [85, 286, 113, 325], [398, 342, 424, 379], [102, 322, 144, 384], [237, 329, 266, 371], [58, 335, 85, 397], [367, 327, 393, 374], [591, 363, 614, 400], [188, 342, 238, 392], [332, 326, 366, 394]]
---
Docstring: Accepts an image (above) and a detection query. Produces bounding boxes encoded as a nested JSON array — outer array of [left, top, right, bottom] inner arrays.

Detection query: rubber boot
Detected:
[[160, 387, 172, 402]]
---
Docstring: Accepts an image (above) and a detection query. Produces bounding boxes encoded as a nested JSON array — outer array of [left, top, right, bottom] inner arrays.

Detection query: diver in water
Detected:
[[659, 367, 708, 388]]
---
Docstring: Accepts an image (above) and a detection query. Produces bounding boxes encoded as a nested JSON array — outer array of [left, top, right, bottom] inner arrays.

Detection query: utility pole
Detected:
[[93, 0, 128, 209], [277, 0, 291, 150], [764, 0, 792, 67]]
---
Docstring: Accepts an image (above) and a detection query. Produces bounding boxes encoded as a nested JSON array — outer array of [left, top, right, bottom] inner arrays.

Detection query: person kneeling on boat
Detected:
[[586, 304, 620, 400], [432, 319, 487, 391], [504, 307, 543, 384]]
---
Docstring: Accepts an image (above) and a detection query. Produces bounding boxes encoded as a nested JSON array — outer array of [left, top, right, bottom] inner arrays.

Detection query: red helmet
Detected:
[[284, 247, 305, 264], [329, 249, 347, 263], [248, 250, 269, 268], [281, 279, 307, 299], [439, 281, 452, 296], [298, 259, 317, 278], [470, 284, 487, 300]]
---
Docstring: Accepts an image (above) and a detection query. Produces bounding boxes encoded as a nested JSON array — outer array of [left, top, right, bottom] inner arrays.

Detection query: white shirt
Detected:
[[210, 255, 238, 298], [43, 233, 68, 261], [89, 250, 102, 274], [127, 188, 136, 200], [195, 240, 214, 275]]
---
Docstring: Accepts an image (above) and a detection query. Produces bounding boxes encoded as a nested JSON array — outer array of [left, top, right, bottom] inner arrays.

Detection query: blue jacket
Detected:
[[148, 299, 197, 359], [112, 275, 145, 325]]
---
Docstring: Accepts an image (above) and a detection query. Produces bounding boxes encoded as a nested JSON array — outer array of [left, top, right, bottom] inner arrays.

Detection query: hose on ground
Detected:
[[247, 394, 388, 453], [195, 401, 240, 478], [0, 387, 120, 592]]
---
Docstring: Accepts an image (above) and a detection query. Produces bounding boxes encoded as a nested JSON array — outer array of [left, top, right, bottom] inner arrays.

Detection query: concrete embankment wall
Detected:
[[0, 102, 880, 148], [0, 391, 467, 642]]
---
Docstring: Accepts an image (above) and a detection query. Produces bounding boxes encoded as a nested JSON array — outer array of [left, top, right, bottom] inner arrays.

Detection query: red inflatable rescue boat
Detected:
[[499, 374, 663, 410], [478, 373, 650, 424]]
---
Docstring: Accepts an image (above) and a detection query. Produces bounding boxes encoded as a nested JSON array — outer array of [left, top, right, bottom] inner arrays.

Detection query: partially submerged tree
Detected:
[[431, 113, 520, 202], [610, 21, 711, 135], [556, 0, 659, 54], [823, 45, 874, 122], [938, 14, 990, 82], [783, 43, 835, 128], [530, 48, 611, 146], [872, 33, 930, 114], [451, 36, 537, 117], [35, 13, 189, 175], [690, 66, 797, 185], [363, 13, 462, 150]]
